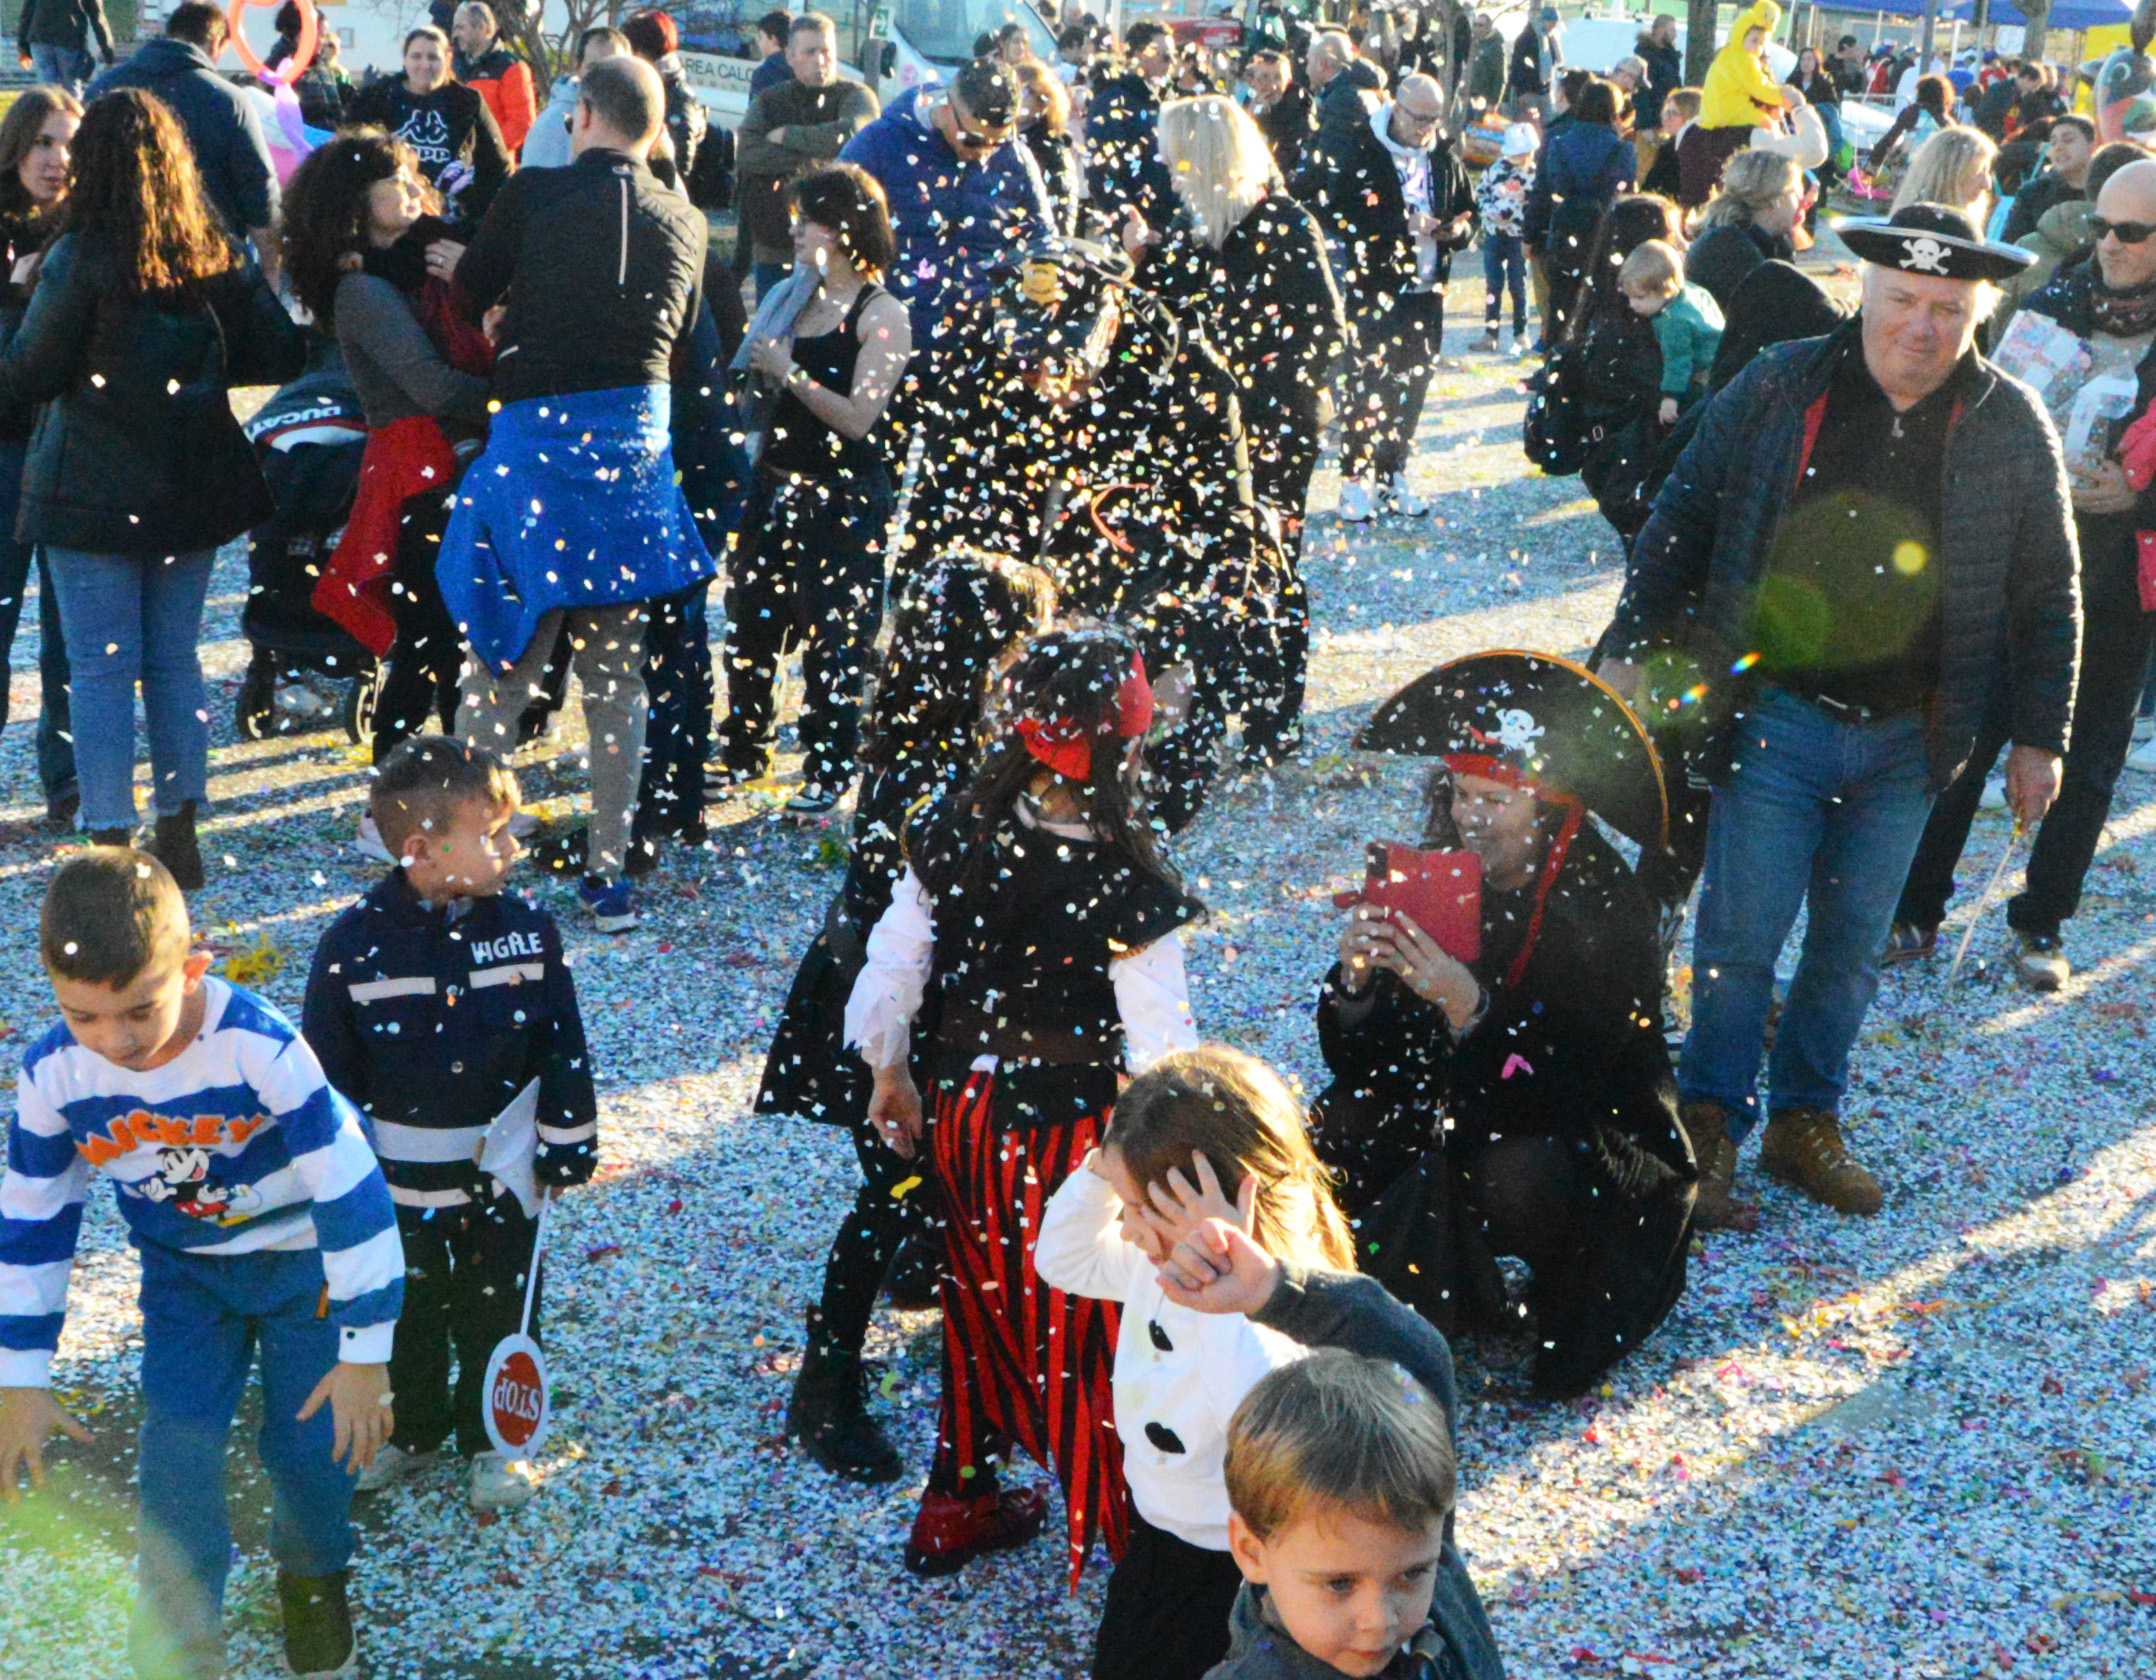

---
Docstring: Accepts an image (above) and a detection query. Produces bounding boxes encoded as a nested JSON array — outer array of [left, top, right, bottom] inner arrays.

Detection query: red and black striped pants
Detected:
[[928, 1067, 1127, 1582]]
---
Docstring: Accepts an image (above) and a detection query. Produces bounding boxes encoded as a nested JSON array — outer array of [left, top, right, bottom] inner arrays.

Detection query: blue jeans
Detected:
[[28, 42, 94, 97], [1680, 686, 1935, 1137], [44, 547, 215, 831], [0, 442, 75, 810], [1482, 232, 1527, 331], [132, 1244, 354, 1680]]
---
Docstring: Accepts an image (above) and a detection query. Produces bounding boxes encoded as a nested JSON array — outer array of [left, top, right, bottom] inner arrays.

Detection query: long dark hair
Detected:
[[281, 128, 425, 325], [859, 550, 1056, 774], [57, 89, 235, 296], [1564, 191, 1680, 344], [920, 627, 1182, 905], [0, 86, 83, 221]]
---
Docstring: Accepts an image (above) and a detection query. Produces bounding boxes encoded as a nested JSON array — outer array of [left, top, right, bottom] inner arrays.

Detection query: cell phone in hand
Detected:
[[1332, 843, 1481, 964]]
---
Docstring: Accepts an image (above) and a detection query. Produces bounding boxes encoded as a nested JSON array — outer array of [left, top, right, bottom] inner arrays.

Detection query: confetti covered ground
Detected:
[[1, 292, 2152, 1680]]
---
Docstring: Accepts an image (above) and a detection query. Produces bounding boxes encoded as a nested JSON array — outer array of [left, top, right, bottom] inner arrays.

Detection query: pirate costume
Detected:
[[1310, 652, 1699, 1399], [903, 238, 1290, 832], [844, 647, 1203, 1579]]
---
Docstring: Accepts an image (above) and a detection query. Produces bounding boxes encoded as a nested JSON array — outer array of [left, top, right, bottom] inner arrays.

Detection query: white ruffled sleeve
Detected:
[[843, 867, 936, 1072], [1111, 929, 1199, 1075]]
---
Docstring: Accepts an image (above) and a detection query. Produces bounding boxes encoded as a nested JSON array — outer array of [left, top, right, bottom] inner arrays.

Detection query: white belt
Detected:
[[370, 1120, 489, 1164]]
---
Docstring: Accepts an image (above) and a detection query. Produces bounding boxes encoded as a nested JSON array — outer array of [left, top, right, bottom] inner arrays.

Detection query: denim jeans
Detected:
[[131, 1244, 354, 1680], [1680, 686, 1935, 1138], [45, 547, 216, 831], [28, 42, 94, 98], [1482, 232, 1528, 331], [0, 442, 76, 809]]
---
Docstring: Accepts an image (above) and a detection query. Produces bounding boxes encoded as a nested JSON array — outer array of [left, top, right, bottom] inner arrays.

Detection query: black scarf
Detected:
[[2089, 272, 2156, 340], [360, 214, 460, 298]]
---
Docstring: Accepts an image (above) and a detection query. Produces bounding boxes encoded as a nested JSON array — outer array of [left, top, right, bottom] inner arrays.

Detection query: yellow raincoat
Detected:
[[1700, 0, 1784, 129]]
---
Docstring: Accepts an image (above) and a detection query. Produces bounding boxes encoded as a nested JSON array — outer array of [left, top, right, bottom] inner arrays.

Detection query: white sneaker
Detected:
[[352, 811, 395, 866], [2126, 735, 2156, 773], [1383, 476, 1429, 517], [355, 1442, 428, 1495], [1337, 478, 1375, 523], [469, 1452, 538, 1511], [1499, 327, 1516, 357], [1978, 776, 2007, 811]]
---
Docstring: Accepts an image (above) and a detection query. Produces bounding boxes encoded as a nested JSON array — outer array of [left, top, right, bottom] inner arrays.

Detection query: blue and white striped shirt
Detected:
[[0, 979, 402, 1386]]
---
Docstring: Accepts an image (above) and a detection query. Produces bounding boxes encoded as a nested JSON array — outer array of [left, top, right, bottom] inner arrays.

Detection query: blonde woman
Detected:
[[1132, 93, 1347, 763], [1892, 123, 1999, 224], [1683, 146, 1802, 308]]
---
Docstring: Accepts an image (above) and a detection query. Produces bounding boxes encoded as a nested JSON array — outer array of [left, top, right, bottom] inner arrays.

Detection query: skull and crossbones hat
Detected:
[[1354, 650, 1670, 852], [1834, 203, 2034, 282]]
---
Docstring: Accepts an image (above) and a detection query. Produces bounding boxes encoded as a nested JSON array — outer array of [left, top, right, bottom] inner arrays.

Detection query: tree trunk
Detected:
[[1685, 0, 1719, 86], [2021, 0, 2051, 60]]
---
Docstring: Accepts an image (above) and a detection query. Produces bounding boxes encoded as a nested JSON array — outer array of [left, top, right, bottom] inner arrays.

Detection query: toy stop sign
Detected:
[[483, 1332, 550, 1456]]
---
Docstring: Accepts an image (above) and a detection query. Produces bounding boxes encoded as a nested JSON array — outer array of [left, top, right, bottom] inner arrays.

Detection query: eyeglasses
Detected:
[[2091, 216, 2156, 244], [1395, 105, 1443, 127], [952, 119, 1014, 152]]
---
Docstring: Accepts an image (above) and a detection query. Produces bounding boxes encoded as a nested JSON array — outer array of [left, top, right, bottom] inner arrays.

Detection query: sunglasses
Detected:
[[2091, 216, 2156, 244]]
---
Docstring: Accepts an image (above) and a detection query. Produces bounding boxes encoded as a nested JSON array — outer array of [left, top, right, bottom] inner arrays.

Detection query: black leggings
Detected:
[[371, 488, 462, 764], [1092, 1511, 1244, 1680], [803, 1116, 937, 1363]]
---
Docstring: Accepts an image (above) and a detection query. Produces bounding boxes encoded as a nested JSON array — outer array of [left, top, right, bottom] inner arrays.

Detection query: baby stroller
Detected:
[[237, 355, 384, 742]]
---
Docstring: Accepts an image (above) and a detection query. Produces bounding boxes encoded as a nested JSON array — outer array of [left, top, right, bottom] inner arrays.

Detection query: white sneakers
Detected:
[[1499, 327, 1517, 357], [355, 1444, 537, 1511], [470, 1453, 538, 1511], [1338, 477, 1429, 522], [354, 1443, 429, 1495]]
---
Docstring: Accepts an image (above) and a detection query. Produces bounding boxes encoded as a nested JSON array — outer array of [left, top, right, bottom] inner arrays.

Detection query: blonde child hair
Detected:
[[1108, 1045, 1355, 1273], [1618, 239, 1684, 298]]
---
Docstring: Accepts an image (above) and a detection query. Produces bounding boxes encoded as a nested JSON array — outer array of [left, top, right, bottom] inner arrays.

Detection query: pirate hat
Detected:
[[1834, 203, 2034, 282], [1355, 650, 1670, 851], [988, 236, 1136, 372]]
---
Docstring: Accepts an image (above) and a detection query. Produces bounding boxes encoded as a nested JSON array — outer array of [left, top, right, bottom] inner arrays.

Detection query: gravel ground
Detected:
[[1, 281, 2152, 1680]]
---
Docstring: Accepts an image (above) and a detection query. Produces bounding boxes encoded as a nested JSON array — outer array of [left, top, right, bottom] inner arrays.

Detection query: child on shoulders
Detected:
[[0, 849, 401, 1680]]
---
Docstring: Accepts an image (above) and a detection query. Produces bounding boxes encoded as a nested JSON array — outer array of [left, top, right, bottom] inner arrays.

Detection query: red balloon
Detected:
[[227, 0, 317, 86]]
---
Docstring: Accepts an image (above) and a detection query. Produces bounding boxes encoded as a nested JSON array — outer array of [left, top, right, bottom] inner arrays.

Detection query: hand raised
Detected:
[[1156, 1219, 1282, 1316]]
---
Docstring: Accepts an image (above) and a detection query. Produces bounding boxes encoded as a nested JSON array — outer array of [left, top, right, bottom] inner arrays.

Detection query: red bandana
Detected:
[[1015, 653, 1154, 781]]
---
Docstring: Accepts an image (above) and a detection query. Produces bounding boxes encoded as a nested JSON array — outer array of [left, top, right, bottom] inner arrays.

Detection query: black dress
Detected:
[[1310, 824, 1697, 1397]]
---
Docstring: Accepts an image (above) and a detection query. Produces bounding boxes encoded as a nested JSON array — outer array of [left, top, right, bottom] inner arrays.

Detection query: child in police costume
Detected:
[[303, 736, 597, 1512]]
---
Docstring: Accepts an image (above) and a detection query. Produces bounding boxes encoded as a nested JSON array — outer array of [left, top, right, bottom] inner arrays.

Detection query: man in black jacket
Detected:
[[1298, 28, 1382, 199], [435, 56, 712, 932], [1321, 73, 1474, 522], [1895, 161, 2156, 991], [1507, 6, 1561, 115], [1245, 48, 1313, 182], [1603, 206, 2078, 1229], [14, 0, 113, 96], [91, 3, 278, 271], [1638, 14, 1682, 134], [1085, 19, 1177, 232]]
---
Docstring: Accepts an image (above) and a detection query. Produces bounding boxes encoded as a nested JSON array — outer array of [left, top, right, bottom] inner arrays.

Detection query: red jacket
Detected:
[[461, 46, 535, 157]]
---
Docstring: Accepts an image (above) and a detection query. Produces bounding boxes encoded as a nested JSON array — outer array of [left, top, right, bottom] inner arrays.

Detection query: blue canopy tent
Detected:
[[1939, 0, 2133, 27]]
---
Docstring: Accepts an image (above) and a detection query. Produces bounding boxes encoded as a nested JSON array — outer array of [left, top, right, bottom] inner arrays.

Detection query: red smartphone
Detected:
[[1333, 844, 1482, 965]]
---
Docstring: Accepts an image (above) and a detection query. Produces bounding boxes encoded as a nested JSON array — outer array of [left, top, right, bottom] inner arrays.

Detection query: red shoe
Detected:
[[902, 1484, 1047, 1578]]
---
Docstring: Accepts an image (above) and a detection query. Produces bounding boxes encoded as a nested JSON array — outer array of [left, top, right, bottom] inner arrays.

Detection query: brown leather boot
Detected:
[[1760, 1105, 1883, 1216], [1680, 1100, 1752, 1231]]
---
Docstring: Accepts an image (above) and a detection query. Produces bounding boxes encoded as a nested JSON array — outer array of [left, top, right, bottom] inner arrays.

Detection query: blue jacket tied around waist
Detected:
[[438, 382, 716, 673]]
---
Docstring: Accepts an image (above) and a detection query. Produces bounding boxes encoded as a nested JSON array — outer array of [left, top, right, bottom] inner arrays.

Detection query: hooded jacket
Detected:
[[1322, 107, 1476, 313], [347, 77, 514, 223], [1699, 0, 1785, 129], [838, 85, 1051, 348], [1614, 322, 2082, 789], [521, 73, 581, 169], [89, 38, 278, 237]]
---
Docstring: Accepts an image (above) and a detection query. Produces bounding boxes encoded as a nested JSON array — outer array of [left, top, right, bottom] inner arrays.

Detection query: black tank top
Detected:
[[762, 282, 887, 481]]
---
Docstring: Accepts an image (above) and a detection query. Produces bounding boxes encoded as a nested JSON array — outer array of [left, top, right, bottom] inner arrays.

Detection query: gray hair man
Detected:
[[1602, 204, 2078, 1227]]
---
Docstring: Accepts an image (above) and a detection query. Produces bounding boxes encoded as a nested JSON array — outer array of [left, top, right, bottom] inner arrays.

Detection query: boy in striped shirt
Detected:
[[0, 849, 402, 1680]]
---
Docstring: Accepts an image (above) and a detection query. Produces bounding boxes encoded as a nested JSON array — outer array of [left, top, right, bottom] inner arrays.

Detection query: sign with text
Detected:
[[483, 1332, 551, 1456]]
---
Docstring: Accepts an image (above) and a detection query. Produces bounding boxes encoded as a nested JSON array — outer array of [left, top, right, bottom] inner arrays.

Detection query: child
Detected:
[[0, 850, 402, 1680], [1208, 1352, 1504, 1679], [1038, 1045, 1501, 1680], [1476, 123, 1537, 355], [844, 627, 1204, 1579], [302, 737, 597, 1513], [762, 550, 1056, 1484], [1619, 240, 1724, 425]]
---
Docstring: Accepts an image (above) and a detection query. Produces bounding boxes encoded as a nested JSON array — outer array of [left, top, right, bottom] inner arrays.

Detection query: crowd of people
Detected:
[[0, 4, 2141, 1679]]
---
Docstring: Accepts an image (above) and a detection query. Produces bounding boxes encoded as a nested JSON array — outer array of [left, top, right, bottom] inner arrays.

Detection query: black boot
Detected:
[[786, 1346, 903, 1484], [86, 826, 133, 849], [882, 1232, 941, 1311], [276, 1567, 356, 1679], [148, 802, 205, 891]]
